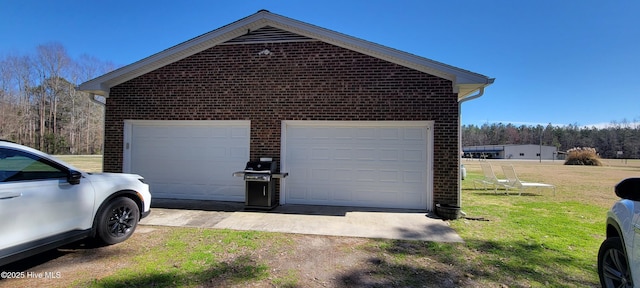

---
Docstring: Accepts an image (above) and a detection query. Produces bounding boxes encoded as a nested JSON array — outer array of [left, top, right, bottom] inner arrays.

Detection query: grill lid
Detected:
[[244, 161, 277, 173]]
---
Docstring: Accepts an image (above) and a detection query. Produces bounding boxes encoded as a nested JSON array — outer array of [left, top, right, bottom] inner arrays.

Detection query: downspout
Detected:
[[459, 87, 485, 104], [456, 87, 485, 208], [86, 92, 106, 165], [88, 93, 106, 106]]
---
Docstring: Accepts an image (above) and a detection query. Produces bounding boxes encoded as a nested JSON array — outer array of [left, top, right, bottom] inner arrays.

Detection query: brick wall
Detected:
[[105, 41, 460, 206]]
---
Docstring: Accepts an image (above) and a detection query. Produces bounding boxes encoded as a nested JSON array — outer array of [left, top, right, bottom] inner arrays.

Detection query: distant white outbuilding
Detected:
[[463, 144, 558, 160]]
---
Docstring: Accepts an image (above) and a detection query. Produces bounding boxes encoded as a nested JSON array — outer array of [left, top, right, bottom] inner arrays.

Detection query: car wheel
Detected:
[[95, 197, 140, 245], [598, 237, 633, 288]]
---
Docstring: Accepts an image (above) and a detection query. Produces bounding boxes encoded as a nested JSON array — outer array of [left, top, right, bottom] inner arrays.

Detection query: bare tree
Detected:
[[0, 43, 110, 155], [1, 54, 36, 145], [73, 54, 112, 154], [33, 43, 71, 153]]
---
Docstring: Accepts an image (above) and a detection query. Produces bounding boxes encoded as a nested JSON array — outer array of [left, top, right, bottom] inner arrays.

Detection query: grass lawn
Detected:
[[54, 155, 103, 173], [452, 159, 640, 286], [27, 156, 638, 287]]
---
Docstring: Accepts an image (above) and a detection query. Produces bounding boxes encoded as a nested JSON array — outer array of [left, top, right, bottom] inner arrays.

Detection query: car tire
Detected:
[[95, 197, 140, 245], [598, 237, 633, 288]]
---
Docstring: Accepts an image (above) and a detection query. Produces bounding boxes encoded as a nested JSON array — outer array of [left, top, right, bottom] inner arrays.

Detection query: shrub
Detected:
[[564, 147, 603, 166]]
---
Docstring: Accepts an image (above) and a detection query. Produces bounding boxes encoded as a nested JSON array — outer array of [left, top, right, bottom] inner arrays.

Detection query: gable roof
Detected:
[[77, 10, 494, 100]]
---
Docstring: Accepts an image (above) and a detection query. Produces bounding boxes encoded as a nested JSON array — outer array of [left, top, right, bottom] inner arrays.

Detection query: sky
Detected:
[[1, 0, 638, 127]]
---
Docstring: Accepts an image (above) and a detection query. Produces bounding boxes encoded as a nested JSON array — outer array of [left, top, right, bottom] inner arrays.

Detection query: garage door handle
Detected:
[[0, 192, 22, 200]]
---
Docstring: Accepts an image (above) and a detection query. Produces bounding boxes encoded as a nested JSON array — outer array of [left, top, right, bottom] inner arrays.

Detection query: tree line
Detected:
[[462, 122, 640, 159], [0, 43, 114, 154]]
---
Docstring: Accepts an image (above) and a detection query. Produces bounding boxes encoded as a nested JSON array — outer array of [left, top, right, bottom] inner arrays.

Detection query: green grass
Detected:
[[86, 229, 272, 287], [271, 270, 300, 288], [447, 173, 604, 286], [54, 155, 103, 172]]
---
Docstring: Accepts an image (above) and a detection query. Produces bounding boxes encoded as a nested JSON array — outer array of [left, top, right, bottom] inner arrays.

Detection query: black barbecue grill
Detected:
[[233, 159, 287, 210], [244, 161, 277, 180]]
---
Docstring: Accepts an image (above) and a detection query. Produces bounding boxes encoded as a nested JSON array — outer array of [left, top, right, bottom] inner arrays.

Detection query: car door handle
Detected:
[[0, 192, 22, 200]]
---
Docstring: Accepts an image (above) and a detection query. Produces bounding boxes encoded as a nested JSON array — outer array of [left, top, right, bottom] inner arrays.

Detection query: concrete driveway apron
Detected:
[[140, 199, 463, 243]]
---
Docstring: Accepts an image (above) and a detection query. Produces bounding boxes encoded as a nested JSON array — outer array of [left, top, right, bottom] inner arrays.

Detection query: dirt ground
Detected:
[[0, 225, 481, 288]]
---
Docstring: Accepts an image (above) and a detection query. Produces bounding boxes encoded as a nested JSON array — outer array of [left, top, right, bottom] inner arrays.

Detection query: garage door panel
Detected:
[[289, 185, 424, 209], [287, 185, 308, 201], [284, 122, 430, 209], [333, 190, 353, 201], [379, 128, 398, 139], [333, 127, 353, 139], [310, 168, 331, 181], [289, 147, 310, 161], [379, 170, 399, 182], [308, 186, 330, 201], [403, 149, 425, 161], [404, 127, 425, 140], [403, 170, 425, 183], [334, 149, 353, 160], [311, 148, 331, 160], [355, 169, 377, 181], [127, 121, 249, 201], [230, 147, 249, 159], [355, 127, 375, 139], [334, 168, 353, 181], [379, 149, 399, 161], [355, 148, 376, 160]]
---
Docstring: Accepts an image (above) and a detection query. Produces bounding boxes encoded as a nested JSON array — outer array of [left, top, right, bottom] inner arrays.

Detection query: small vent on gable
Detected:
[[223, 26, 315, 44]]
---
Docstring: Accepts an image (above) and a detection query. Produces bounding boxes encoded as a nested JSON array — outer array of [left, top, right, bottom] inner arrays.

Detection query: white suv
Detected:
[[598, 177, 639, 287], [0, 140, 151, 266]]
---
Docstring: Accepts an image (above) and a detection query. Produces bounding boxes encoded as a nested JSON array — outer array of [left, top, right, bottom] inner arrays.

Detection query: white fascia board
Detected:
[[78, 13, 271, 96], [261, 13, 493, 90], [78, 10, 493, 98], [263, 13, 457, 81]]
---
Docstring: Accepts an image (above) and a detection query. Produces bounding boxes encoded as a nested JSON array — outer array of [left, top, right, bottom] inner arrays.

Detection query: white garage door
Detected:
[[124, 120, 249, 201], [282, 121, 433, 210]]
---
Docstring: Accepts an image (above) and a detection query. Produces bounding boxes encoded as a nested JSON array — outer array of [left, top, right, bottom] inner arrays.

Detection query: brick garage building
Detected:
[[79, 10, 493, 211]]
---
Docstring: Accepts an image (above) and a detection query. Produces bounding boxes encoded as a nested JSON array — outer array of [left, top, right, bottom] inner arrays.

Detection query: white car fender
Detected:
[[83, 172, 151, 216], [609, 199, 639, 283]]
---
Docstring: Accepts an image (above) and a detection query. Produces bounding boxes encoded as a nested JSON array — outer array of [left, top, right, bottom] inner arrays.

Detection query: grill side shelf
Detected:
[[232, 172, 288, 178]]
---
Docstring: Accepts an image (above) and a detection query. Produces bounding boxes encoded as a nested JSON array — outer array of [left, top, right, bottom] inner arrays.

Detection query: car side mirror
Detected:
[[68, 170, 82, 185], [615, 178, 640, 201]]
